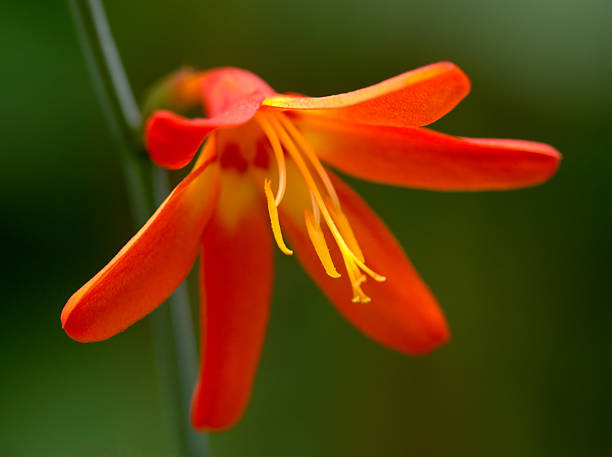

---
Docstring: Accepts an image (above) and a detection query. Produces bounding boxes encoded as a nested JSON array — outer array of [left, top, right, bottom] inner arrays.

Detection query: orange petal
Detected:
[[297, 116, 561, 191], [263, 62, 470, 128], [280, 170, 449, 355], [191, 186, 273, 431], [145, 91, 265, 170], [199, 67, 275, 117], [61, 159, 220, 343]]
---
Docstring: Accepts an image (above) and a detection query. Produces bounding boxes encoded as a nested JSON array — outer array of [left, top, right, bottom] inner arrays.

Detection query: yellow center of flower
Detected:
[[253, 111, 386, 303]]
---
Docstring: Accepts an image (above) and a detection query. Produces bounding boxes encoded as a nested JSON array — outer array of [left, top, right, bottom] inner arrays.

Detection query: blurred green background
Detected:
[[1, 0, 610, 456]]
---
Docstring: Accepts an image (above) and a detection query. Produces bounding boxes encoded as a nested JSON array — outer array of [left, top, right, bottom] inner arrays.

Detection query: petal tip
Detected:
[[60, 298, 96, 343], [461, 137, 562, 188], [145, 111, 193, 170], [422, 321, 451, 354], [61, 289, 111, 343], [190, 385, 245, 432], [400, 311, 451, 356], [538, 143, 562, 182], [145, 110, 210, 170], [428, 60, 472, 104]]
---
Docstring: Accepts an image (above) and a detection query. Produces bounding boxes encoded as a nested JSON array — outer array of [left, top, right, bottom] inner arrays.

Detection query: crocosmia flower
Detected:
[[61, 63, 560, 430]]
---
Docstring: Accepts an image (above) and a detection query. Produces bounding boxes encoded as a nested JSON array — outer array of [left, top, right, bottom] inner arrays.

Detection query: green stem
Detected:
[[68, 1, 208, 456]]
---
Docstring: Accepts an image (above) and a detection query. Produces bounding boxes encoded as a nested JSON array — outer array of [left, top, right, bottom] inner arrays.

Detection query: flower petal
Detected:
[[199, 67, 275, 117], [297, 116, 561, 191], [145, 91, 266, 170], [61, 159, 220, 343], [192, 179, 273, 431], [263, 62, 470, 128], [280, 169, 449, 355]]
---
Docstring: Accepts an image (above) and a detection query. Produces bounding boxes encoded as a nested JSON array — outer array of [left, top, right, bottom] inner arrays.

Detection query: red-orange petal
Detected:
[[263, 62, 470, 128], [145, 92, 265, 170], [191, 190, 273, 431], [297, 116, 561, 191], [199, 67, 275, 117], [281, 171, 449, 355], [61, 159, 220, 343]]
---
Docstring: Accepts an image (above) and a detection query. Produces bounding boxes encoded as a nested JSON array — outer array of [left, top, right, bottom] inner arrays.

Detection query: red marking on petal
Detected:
[[253, 137, 271, 169], [145, 92, 266, 170], [219, 143, 248, 173]]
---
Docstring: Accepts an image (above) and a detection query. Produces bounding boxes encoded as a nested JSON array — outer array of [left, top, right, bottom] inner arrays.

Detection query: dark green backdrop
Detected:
[[1, 1, 610, 456]]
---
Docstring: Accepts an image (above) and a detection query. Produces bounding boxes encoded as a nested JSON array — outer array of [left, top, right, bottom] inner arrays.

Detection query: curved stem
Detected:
[[68, 1, 208, 456]]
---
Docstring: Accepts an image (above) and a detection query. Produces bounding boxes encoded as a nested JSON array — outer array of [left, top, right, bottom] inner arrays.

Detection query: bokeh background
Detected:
[[1, 0, 610, 456]]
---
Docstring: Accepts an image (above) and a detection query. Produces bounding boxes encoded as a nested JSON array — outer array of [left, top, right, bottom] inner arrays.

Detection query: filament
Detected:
[[264, 178, 293, 255], [254, 115, 287, 206], [277, 113, 341, 209], [328, 203, 364, 263], [310, 192, 321, 226]]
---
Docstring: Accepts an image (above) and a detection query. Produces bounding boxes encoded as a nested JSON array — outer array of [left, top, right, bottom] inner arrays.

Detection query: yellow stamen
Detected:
[[329, 202, 365, 263], [255, 114, 287, 206], [256, 110, 385, 302], [264, 178, 293, 255], [277, 113, 341, 208], [341, 252, 371, 303], [304, 210, 341, 278], [267, 114, 386, 284], [310, 192, 321, 226]]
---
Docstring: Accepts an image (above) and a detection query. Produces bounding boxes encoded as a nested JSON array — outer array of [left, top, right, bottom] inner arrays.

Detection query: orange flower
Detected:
[[61, 63, 560, 430]]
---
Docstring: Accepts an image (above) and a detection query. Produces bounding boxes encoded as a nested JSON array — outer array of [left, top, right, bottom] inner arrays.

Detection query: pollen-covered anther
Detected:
[[257, 110, 386, 303]]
